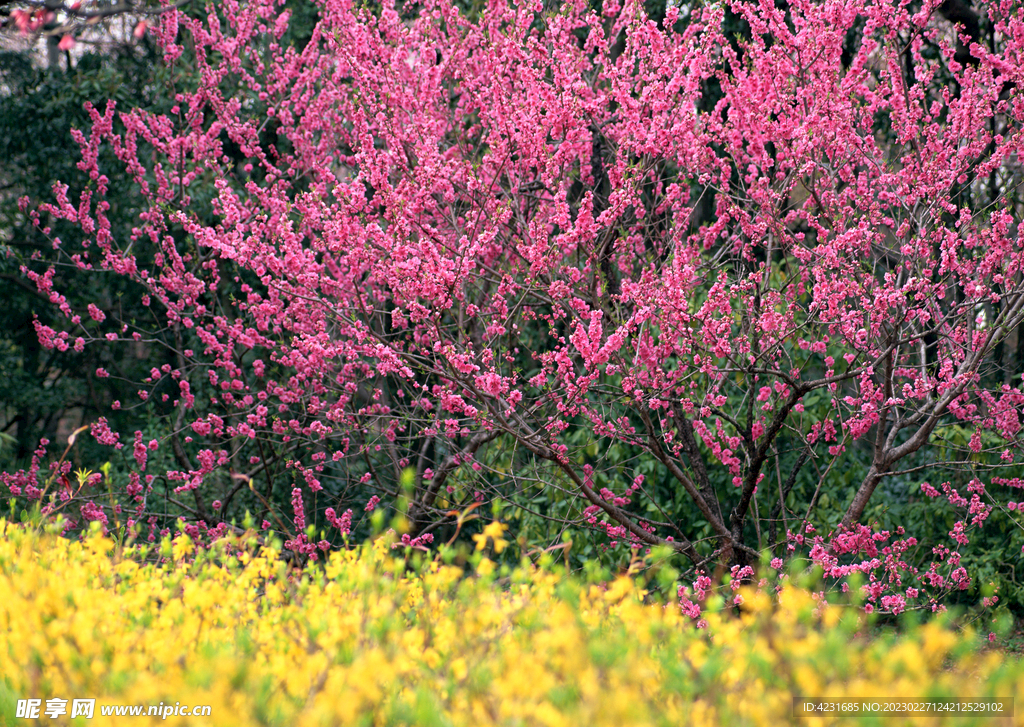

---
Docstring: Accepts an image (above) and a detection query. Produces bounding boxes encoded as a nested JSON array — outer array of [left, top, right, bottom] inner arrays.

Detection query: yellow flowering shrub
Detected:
[[0, 519, 1021, 726]]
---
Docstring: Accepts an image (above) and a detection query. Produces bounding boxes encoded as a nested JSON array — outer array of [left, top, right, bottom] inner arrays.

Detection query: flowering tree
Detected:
[[9, 0, 1024, 609]]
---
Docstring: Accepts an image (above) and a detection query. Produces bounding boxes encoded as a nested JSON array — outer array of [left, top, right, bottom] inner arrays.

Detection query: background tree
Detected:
[[0, 41, 174, 461], [0, 0, 182, 70]]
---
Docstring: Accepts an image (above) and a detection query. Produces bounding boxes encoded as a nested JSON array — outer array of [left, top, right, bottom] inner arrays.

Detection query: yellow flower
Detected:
[[172, 533, 194, 560], [450, 657, 469, 681], [472, 520, 508, 553], [0, 518, 1019, 727]]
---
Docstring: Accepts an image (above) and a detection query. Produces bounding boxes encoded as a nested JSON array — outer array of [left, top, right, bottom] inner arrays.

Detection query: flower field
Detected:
[[0, 520, 1021, 726]]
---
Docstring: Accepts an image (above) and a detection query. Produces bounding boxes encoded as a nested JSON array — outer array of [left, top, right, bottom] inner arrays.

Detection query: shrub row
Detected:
[[0, 521, 1021, 726]]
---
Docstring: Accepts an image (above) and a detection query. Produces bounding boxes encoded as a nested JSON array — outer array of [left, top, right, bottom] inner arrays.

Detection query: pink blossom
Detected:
[[325, 507, 352, 536]]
